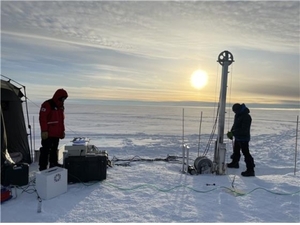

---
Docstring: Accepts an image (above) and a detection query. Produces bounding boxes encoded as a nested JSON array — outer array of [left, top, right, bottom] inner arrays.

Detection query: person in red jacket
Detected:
[[39, 89, 68, 171]]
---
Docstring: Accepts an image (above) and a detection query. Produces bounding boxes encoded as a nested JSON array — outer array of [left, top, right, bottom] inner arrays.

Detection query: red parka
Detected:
[[39, 89, 68, 138]]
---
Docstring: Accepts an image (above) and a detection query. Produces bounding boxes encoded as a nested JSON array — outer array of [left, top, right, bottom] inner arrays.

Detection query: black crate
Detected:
[[1, 163, 29, 186], [64, 155, 107, 183]]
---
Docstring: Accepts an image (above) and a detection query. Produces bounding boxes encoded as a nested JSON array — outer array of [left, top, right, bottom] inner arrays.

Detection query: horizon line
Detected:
[[56, 99, 300, 109]]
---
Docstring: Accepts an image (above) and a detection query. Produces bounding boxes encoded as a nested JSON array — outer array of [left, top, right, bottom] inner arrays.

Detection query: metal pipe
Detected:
[[294, 115, 299, 175], [197, 111, 203, 157], [182, 108, 185, 173], [33, 116, 35, 152], [214, 51, 234, 175], [186, 145, 190, 172]]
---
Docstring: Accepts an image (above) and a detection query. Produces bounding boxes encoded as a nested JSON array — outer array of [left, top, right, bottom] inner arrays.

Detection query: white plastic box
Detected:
[[35, 167, 67, 200]]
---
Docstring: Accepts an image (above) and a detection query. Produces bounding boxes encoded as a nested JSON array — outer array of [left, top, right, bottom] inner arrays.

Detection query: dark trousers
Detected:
[[232, 140, 255, 171], [39, 137, 59, 171]]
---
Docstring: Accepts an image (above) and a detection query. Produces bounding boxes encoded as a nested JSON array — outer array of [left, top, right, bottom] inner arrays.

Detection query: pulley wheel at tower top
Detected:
[[217, 50, 234, 66], [194, 156, 213, 174]]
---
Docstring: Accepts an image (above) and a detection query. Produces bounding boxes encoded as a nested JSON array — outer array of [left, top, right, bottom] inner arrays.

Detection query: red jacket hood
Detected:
[[52, 89, 68, 107]]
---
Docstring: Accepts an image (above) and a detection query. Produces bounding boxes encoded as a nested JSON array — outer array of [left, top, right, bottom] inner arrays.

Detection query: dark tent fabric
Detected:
[[1, 79, 32, 164]]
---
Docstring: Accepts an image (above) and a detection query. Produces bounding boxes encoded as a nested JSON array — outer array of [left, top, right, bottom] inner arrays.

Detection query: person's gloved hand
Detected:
[[227, 131, 233, 140], [41, 131, 48, 140]]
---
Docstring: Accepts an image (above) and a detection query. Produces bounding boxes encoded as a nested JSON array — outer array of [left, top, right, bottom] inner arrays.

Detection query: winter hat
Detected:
[[232, 103, 241, 113]]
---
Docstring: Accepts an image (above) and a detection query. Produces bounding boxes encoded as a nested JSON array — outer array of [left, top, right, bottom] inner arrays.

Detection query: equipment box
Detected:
[[35, 167, 68, 200], [65, 144, 88, 157], [64, 154, 107, 183], [1, 163, 29, 186]]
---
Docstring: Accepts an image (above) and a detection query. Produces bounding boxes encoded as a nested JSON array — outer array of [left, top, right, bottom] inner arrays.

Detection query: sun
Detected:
[[190, 70, 208, 89]]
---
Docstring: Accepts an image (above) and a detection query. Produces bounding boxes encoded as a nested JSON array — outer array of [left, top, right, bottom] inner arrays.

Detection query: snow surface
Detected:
[[1, 103, 300, 223]]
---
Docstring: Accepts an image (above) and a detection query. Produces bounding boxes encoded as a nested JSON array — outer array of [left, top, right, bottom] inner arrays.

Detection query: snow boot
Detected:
[[49, 162, 63, 168], [39, 165, 47, 171], [241, 170, 255, 177], [227, 162, 239, 168]]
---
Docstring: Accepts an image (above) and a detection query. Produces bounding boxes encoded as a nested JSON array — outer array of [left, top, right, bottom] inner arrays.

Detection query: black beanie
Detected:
[[232, 103, 241, 113]]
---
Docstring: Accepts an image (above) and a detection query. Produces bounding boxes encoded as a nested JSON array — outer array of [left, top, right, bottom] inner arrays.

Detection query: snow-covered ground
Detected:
[[1, 103, 299, 222]]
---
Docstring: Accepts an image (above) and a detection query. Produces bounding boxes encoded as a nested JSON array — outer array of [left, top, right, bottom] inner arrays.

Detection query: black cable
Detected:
[[110, 155, 187, 166], [203, 104, 219, 156]]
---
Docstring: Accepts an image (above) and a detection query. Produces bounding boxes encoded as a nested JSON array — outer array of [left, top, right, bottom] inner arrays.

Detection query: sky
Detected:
[[1, 105, 300, 222], [1, 0, 299, 107]]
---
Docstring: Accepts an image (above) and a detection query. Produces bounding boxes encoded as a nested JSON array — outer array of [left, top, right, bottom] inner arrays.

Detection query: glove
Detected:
[[41, 131, 48, 140], [227, 131, 233, 140]]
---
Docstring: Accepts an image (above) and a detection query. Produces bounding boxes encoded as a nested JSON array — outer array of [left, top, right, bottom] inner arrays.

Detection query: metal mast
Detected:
[[192, 51, 234, 175], [213, 50, 234, 175]]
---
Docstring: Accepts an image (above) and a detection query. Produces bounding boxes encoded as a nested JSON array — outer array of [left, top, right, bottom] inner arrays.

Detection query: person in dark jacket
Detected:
[[226, 103, 255, 177], [39, 89, 68, 171]]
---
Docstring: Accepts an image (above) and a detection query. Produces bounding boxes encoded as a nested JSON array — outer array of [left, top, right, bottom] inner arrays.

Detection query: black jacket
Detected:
[[231, 104, 252, 141]]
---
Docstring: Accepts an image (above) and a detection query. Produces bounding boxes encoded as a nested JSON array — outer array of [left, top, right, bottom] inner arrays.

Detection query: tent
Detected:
[[1, 77, 32, 165]]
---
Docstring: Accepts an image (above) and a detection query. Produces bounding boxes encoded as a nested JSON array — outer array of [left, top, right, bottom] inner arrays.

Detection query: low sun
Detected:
[[190, 70, 208, 89]]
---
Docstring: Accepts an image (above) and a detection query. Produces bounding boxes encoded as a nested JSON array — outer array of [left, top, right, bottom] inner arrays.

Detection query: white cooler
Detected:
[[35, 167, 67, 200]]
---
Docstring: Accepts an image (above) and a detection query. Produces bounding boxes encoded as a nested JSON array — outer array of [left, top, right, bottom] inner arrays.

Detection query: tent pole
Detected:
[[23, 86, 34, 163], [182, 108, 185, 173], [294, 115, 299, 175], [33, 116, 36, 152]]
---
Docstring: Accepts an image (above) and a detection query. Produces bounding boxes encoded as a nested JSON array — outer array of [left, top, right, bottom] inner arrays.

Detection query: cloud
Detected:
[[2, 1, 299, 57], [1, 1, 299, 104]]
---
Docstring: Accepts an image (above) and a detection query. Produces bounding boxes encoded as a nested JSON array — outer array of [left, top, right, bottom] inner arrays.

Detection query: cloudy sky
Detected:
[[1, 1, 299, 106]]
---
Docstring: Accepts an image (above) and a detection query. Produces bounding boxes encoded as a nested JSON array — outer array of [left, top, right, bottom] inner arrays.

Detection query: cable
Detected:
[[9, 171, 300, 199], [202, 104, 219, 156], [104, 182, 300, 196], [221, 186, 300, 197], [200, 64, 220, 156], [110, 155, 185, 166], [105, 182, 218, 193], [197, 111, 203, 157], [226, 64, 234, 132]]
